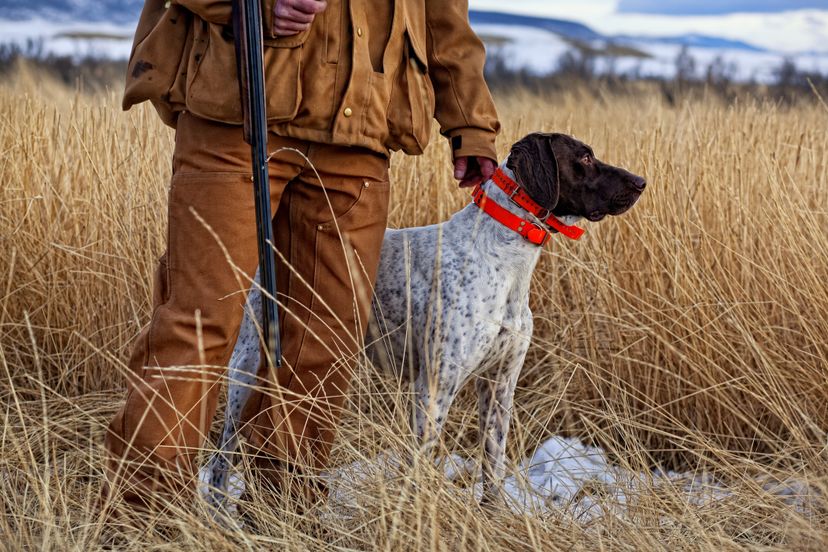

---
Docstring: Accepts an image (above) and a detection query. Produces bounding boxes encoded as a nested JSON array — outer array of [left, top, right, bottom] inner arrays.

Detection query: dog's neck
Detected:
[[476, 158, 584, 236], [452, 159, 578, 264]]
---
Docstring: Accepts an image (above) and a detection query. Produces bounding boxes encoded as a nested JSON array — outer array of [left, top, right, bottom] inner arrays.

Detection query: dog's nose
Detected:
[[630, 176, 647, 191]]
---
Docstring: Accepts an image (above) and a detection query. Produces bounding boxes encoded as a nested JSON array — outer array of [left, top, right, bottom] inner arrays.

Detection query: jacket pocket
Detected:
[[185, 21, 308, 125], [123, 3, 193, 125], [386, 30, 435, 155]]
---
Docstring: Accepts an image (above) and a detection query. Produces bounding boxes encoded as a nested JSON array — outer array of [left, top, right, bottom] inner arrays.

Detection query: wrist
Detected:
[[448, 129, 498, 163]]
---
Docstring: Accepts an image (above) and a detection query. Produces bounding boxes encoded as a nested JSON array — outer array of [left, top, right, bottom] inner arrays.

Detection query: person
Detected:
[[103, 0, 500, 512]]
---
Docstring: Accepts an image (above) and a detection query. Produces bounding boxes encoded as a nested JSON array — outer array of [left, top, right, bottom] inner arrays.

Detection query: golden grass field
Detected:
[[1, 71, 827, 550]]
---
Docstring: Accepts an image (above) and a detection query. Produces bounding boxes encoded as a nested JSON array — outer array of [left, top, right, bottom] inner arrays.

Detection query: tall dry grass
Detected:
[[1, 77, 827, 550]]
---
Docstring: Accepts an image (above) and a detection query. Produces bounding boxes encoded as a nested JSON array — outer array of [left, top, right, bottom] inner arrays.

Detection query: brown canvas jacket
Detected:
[[123, 0, 500, 159]]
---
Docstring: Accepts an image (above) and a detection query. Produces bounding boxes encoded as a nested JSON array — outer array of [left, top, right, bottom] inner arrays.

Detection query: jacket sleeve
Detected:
[[424, 0, 500, 161], [175, 0, 278, 37]]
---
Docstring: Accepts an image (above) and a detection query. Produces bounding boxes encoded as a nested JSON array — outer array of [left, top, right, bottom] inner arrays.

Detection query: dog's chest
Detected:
[[370, 211, 537, 381]]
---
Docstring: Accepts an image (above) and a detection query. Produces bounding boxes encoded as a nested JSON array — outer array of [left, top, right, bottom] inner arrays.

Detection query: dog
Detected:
[[205, 132, 645, 511]]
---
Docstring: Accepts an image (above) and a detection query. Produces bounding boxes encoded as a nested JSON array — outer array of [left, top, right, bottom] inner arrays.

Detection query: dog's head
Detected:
[[506, 132, 646, 222]]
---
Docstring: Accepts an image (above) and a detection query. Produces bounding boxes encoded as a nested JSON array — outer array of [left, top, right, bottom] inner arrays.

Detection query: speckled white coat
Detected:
[[205, 162, 575, 508]]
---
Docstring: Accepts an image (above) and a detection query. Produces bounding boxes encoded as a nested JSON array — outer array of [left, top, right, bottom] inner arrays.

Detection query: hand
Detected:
[[454, 156, 497, 189], [273, 0, 327, 36]]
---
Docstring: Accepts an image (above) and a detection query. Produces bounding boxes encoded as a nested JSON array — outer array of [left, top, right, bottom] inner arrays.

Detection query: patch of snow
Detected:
[[474, 24, 572, 75], [198, 435, 820, 524], [325, 436, 818, 522]]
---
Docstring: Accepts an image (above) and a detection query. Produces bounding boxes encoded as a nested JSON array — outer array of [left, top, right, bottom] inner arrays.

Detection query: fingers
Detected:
[[290, 0, 327, 14], [478, 158, 497, 180], [276, 7, 315, 24], [459, 176, 483, 189], [273, 20, 310, 35], [455, 157, 498, 189], [273, 0, 326, 35], [454, 157, 468, 180]]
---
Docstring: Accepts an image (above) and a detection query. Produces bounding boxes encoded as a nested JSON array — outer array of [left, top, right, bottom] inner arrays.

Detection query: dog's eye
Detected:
[[580, 154, 593, 166]]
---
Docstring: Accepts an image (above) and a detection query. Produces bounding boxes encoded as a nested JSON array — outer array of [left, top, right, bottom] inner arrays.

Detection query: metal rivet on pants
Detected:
[[318, 225, 324, 231], [363, 181, 370, 188]]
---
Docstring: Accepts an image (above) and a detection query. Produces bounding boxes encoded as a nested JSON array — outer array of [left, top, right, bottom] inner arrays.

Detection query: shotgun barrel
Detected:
[[232, 0, 282, 368]]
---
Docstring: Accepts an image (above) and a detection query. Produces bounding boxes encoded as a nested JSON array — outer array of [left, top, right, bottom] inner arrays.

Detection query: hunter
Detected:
[[103, 0, 500, 512]]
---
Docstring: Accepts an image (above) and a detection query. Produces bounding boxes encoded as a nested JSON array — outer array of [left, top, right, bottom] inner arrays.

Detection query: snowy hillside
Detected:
[[0, 4, 826, 82], [478, 22, 828, 83]]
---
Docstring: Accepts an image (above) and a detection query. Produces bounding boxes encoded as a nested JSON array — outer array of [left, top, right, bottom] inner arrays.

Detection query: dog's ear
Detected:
[[506, 133, 560, 211]]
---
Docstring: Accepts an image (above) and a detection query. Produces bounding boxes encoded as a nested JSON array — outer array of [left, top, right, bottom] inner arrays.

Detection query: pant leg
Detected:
[[241, 143, 391, 474], [103, 113, 310, 508]]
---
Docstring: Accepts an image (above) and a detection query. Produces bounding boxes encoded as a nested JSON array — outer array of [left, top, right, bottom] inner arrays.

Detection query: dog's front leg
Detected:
[[412, 365, 463, 459], [477, 337, 529, 506], [205, 271, 263, 516]]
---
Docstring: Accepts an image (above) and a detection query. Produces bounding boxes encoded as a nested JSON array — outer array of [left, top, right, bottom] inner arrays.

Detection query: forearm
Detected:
[[425, 0, 500, 160]]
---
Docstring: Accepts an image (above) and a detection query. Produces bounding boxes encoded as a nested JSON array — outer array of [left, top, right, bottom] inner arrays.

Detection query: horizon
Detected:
[[468, 1, 828, 53]]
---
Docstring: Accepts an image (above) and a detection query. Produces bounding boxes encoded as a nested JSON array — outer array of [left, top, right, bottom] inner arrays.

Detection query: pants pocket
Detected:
[[312, 178, 391, 331]]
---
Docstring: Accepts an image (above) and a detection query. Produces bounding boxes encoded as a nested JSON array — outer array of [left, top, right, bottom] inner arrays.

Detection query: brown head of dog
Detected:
[[506, 132, 646, 222]]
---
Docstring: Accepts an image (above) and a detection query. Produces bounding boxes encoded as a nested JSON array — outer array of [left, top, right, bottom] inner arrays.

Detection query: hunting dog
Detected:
[[205, 132, 646, 509]]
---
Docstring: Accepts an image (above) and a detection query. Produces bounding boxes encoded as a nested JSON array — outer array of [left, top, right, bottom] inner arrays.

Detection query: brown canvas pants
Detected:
[[103, 112, 390, 509]]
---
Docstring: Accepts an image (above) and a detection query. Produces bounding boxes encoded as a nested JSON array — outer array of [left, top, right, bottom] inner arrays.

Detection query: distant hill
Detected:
[[468, 10, 603, 42], [469, 10, 766, 53], [617, 33, 766, 53]]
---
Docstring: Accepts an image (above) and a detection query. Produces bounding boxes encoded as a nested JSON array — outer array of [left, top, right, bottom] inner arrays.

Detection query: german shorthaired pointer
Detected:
[[205, 132, 645, 511]]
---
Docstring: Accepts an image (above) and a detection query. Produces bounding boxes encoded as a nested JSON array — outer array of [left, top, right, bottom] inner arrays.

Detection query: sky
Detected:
[[468, 0, 828, 18], [468, 0, 828, 52], [617, 1, 828, 14]]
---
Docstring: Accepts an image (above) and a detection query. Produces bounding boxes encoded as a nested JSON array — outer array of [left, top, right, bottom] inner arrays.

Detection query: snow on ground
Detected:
[[199, 435, 817, 523], [324, 436, 817, 521]]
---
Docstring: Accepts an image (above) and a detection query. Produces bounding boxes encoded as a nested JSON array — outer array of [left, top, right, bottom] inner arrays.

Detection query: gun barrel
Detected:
[[233, 0, 282, 368]]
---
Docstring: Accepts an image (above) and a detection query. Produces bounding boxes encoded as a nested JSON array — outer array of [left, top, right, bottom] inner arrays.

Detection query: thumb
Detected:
[[454, 157, 468, 180]]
